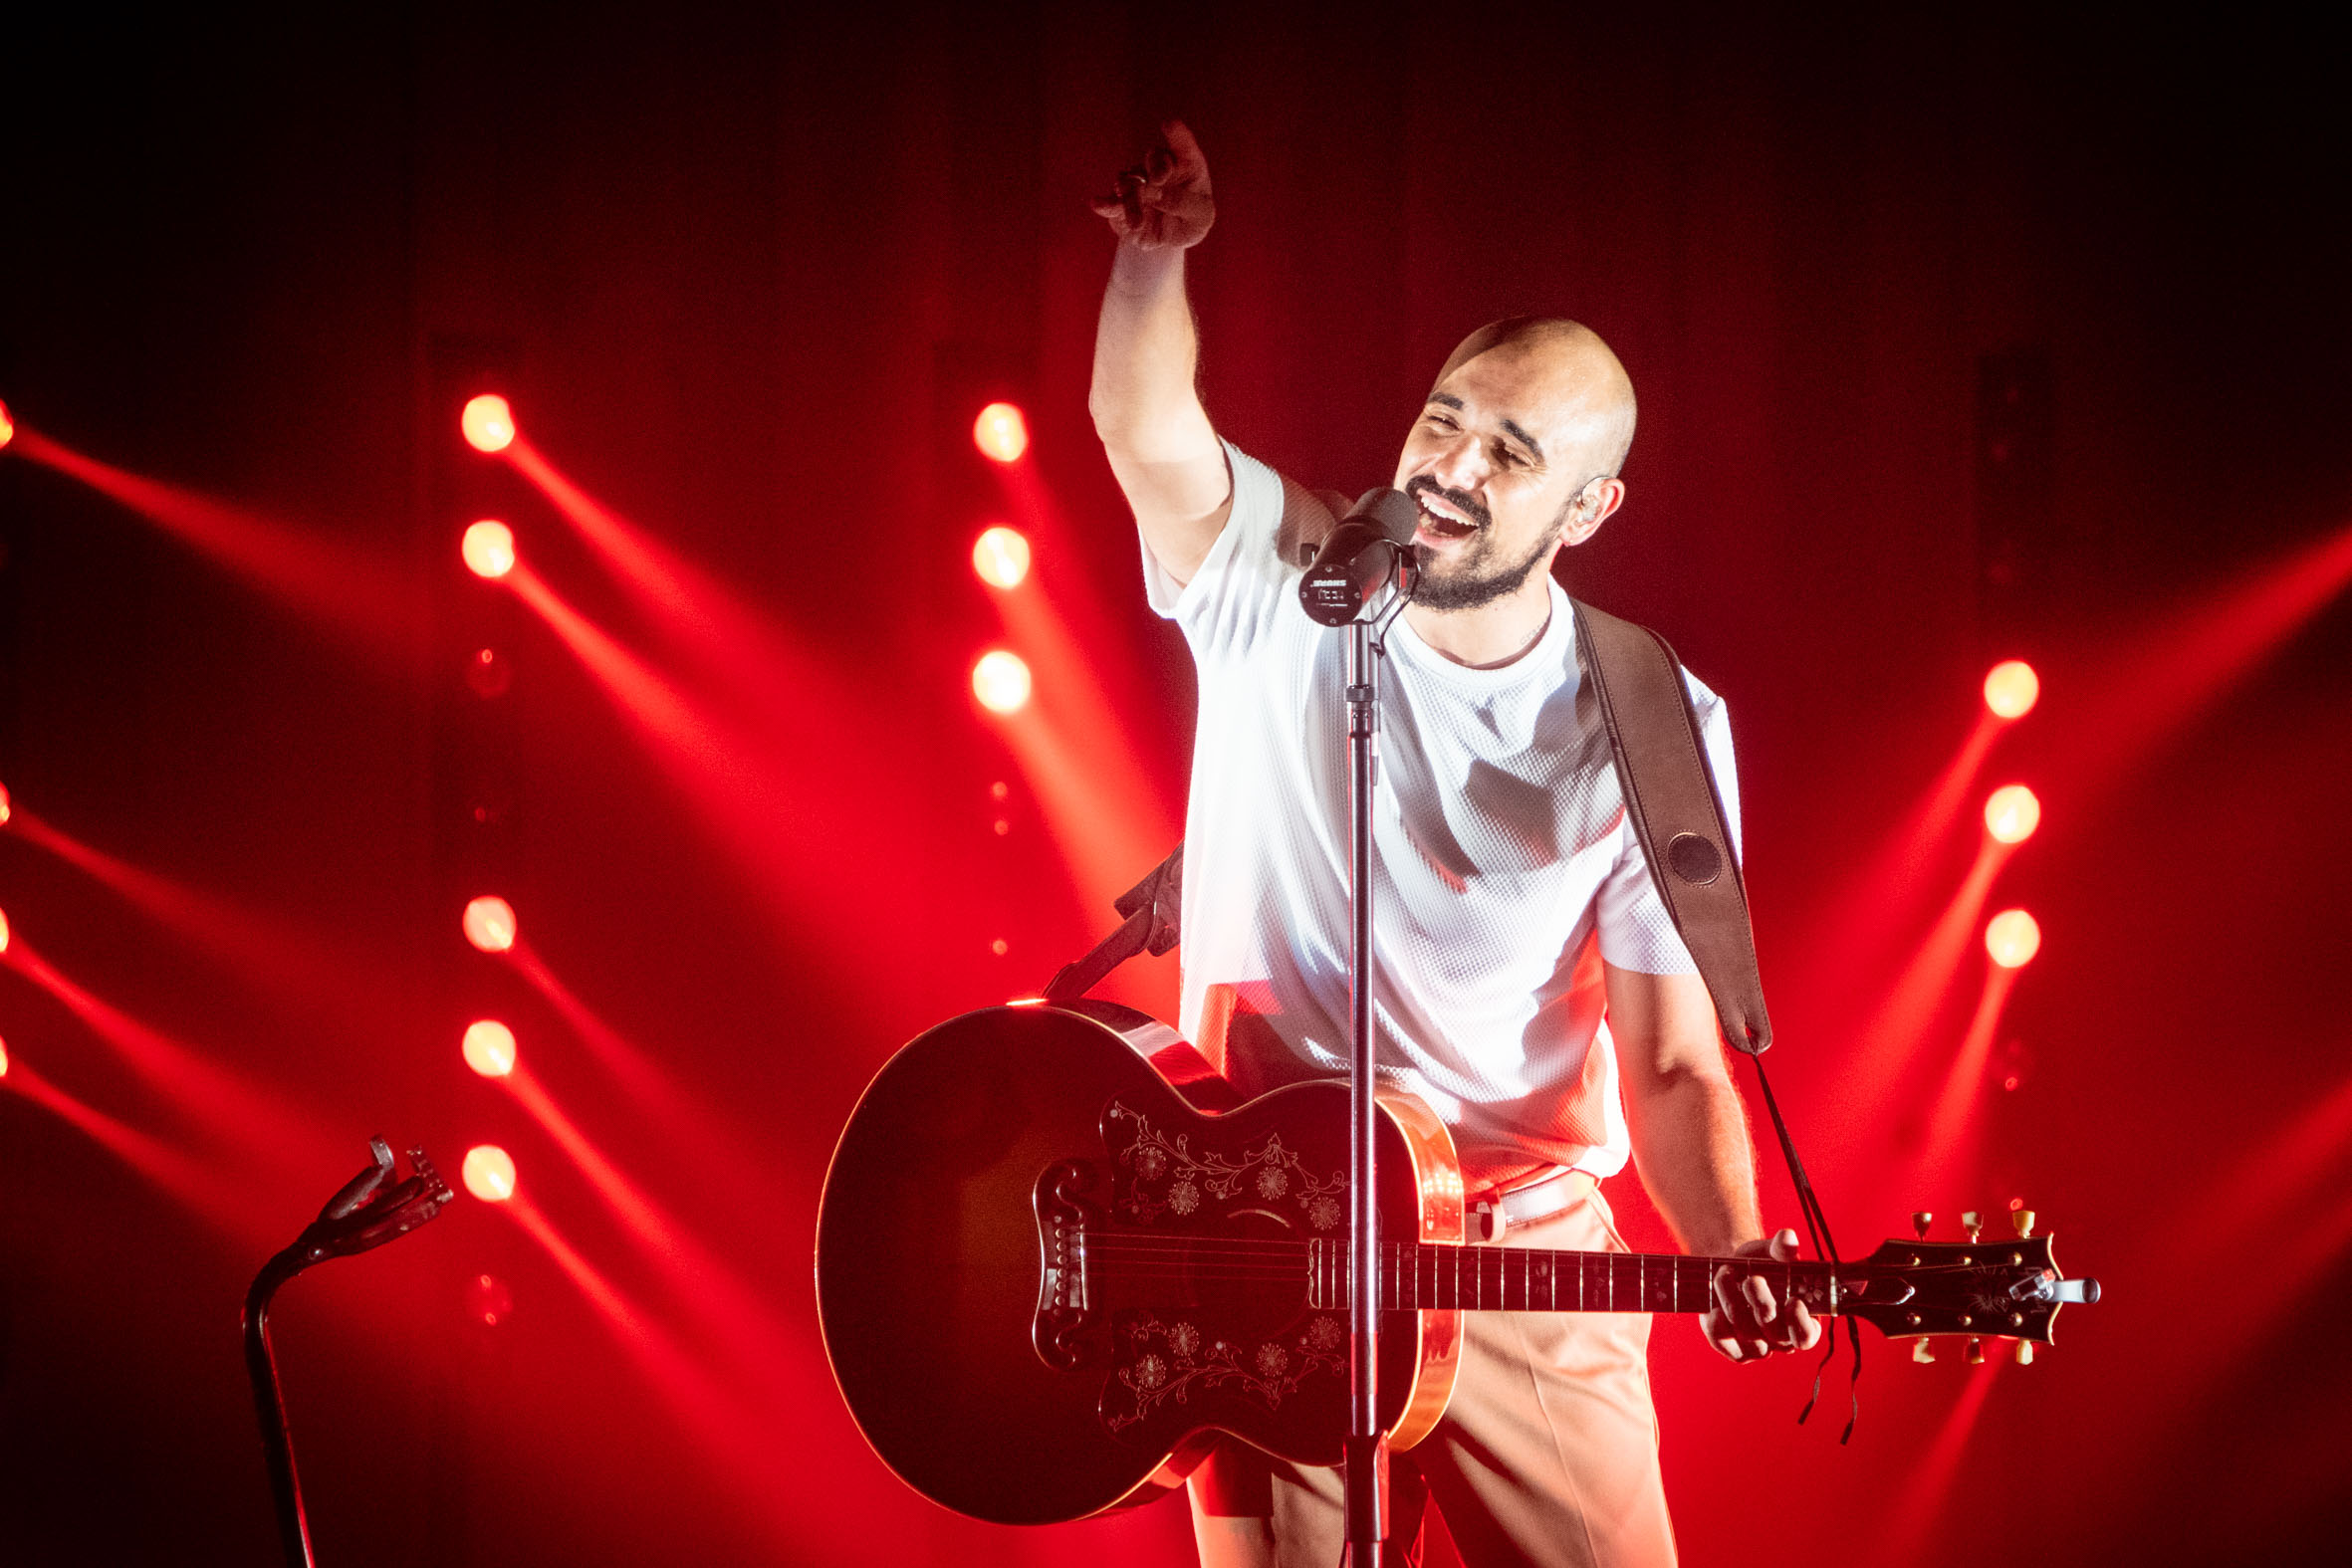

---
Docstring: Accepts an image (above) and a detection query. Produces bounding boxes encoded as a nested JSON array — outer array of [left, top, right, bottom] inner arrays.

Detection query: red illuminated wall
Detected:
[[2, 7, 2347, 1566]]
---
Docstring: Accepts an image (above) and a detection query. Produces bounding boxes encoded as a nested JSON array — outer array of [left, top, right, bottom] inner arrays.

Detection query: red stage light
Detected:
[[462, 394, 516, 454], [973, 402, 1029, 464], [0, 780, 11, 825], [0, 1033, 10, 1078], [0, 906, 10, 954], [972, 525, 1033, 588], [0, 399, 13, 451], [463, 520, 516, 579], [466, 1271, 515, 1327], [463, 1019, 518, 1078], [1984, 659, 2040, 719], [972, 649, 1033, 714], [1986, 909, 2041, 969], [462, 895, 517, 954], [1984, 784, 2041, 844], [463, 1144, 517, 1203]]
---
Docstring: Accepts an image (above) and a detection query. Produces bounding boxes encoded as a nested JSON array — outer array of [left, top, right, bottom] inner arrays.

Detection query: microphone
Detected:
[[1297, 488, 1418, 626]]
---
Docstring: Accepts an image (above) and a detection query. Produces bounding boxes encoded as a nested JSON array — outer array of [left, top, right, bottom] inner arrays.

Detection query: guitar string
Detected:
[[1071, 1257, 1928, 1288], [1078, 1231, 2002, 1261], [1053, 1263, 1857, 1315], [1073, 1235, 1980, 1276], [1073, 1257, 1979, 1285]]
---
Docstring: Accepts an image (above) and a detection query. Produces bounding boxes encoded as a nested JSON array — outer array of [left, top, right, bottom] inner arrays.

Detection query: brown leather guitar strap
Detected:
[[1042, 845, 1183, 1003], [1570, 598, 1772, 1055], [1574, 597, 1865, 1437]]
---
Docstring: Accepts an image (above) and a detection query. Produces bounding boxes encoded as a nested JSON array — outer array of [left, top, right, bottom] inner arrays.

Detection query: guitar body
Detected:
[[815, 1001, 1465, 1525]]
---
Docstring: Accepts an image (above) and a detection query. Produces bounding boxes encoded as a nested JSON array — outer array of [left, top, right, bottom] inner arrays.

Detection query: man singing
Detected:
[[1087, 121, 1819, 1567]]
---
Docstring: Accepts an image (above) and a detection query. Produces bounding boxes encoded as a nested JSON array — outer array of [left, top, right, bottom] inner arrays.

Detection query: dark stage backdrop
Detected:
[[3, 6, 2347, 1565]]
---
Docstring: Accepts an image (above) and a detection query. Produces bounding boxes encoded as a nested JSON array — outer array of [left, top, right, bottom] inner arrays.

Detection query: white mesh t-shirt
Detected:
[[1144, 443, 1741, 1190]]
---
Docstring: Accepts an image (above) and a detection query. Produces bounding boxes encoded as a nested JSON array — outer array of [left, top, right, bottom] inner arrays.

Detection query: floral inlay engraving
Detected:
[[1104, 1102, 1346, 1230], [1103, 1312, 1344, 1437]]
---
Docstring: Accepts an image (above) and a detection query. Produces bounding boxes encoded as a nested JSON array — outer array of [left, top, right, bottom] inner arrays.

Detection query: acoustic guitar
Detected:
[[815, 1000, 2097, 1525]]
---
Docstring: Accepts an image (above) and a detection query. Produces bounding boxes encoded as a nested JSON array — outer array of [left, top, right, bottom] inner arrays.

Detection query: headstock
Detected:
[[1843, 1207, 2099, 1356]]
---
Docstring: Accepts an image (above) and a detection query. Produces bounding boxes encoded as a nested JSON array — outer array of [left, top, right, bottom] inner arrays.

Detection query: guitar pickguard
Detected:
[[1076, 1099, 1356, 1449], [1103, 1099, 1348, 1232], [1101, 1310, 1349, 1438]]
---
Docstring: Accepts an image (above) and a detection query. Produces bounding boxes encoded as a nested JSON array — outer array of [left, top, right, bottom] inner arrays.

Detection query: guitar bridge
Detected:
[[1033, 1160, 1099, 1371]]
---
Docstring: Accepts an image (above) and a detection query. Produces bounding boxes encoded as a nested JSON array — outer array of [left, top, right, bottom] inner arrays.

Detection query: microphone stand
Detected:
[[244, 1138, 454, 1567], [1335, 553, 1411, 1567]]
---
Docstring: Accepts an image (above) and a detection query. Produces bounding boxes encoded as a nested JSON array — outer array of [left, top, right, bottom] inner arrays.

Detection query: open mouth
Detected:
[[1413, 495, 1481, 543]]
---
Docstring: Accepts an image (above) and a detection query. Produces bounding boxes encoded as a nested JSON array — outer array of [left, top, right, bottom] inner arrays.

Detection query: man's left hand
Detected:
[[1702, 1228, 1823, 1363]]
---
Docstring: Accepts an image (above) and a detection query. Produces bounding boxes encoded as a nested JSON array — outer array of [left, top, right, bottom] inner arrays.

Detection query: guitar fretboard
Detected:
[[1305, 1241, 1844, 1316]]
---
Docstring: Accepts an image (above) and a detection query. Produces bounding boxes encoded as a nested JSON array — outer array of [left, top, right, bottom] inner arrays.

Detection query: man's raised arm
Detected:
[[1088, 120, 1231, 590]]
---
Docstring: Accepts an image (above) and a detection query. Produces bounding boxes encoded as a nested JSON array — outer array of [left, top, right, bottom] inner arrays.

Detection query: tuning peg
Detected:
[[1911, 1211, 1933, 1240], [2010, 1209, 2036, 1237], [1912, 1337, 1936, 1363], [2013, 1340, 2035, 1366], [1965, 1338, 1986, 1365], [1961, 1211, 1984, 1242]]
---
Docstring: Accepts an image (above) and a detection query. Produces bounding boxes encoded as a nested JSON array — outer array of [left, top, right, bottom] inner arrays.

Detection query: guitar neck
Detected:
[[1318, 1241, 1845, 1316]]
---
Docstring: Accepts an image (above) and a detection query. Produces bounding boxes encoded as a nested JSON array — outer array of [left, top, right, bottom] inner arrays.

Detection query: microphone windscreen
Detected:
[[1298, 488, 1417, 626], [1345, 487, 1419, 546]]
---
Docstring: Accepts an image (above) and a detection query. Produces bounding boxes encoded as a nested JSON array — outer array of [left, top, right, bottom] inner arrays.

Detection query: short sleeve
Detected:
[[1141, 442, 1329, 664], [1593, 682, 1741, 974]]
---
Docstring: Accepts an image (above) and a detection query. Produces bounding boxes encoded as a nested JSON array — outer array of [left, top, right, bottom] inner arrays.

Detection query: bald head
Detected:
[[1433, 317, 1636, 478]]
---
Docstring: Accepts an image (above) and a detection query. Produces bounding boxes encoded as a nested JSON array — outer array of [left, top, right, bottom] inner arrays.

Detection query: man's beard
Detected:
[[1405, 475, 1564, 611]]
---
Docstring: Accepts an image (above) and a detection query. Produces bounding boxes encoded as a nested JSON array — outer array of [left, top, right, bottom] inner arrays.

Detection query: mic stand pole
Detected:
[[1342, 609, 1386, 1567]]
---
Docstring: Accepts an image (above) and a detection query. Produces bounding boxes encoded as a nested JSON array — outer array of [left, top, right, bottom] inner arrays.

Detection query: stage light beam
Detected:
[[0, 399, 14, 450], [463, 520, 517, 579], [973, 401, 1030, 464], [462, 895, 518, 954], [463, 1144, 517, 1203], [462, 394, 516, 454], [1984, 660, 2040, 720], [972, 649, 1033, 714], [1984, 784, 2042, 844], [0, 780, 12, 824], [972, 525, 1033, 589], [1986, 909, 2041, 969], [463, 1019, 518, 1078]]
